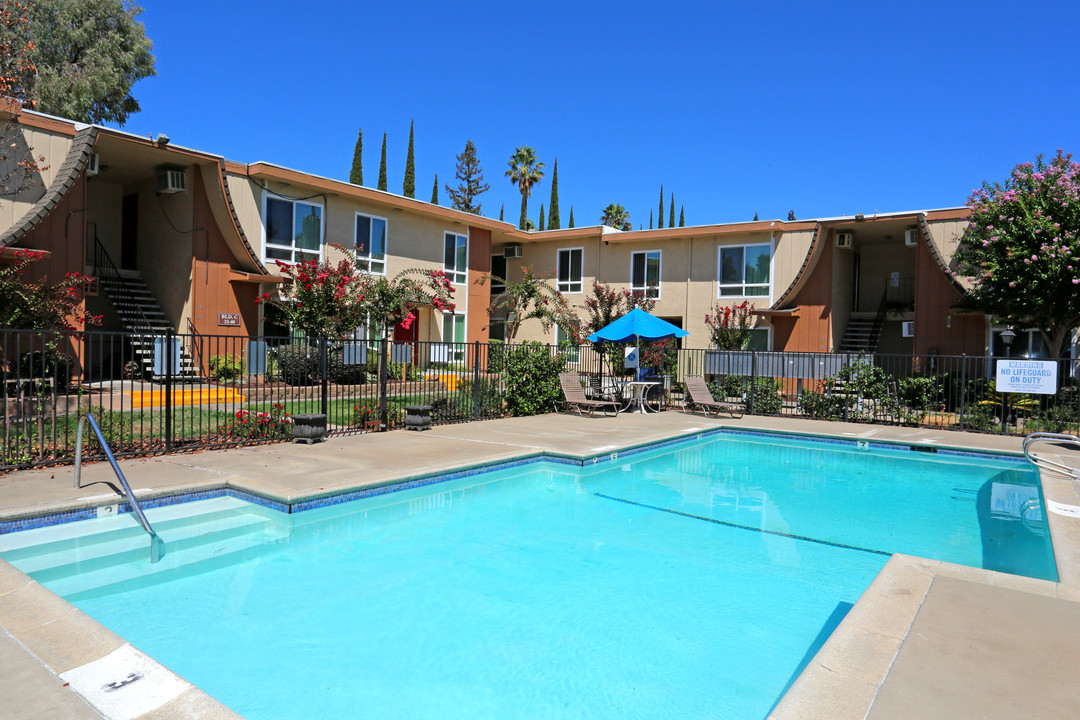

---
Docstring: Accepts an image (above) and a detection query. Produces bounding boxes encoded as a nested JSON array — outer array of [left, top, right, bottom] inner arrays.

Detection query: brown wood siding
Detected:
[[913, 239, 985, 355], [466, 227, 492, 343], [775, 235, 833, 352]]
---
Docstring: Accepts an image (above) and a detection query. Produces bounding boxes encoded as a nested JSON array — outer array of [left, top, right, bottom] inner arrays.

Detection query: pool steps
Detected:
[[0, 498, 288, 599]]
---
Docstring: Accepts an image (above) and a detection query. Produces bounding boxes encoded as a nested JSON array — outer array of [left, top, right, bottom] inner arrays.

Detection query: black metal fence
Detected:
[[2, 328, 1078, 470]]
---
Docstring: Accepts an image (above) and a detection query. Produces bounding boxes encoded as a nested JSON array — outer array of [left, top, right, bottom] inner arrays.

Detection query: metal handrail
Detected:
[[74, 413, 165, 563], [1023, 432, 1080, 480]]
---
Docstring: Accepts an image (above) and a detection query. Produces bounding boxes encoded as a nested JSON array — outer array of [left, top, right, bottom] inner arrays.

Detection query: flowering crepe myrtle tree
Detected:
[[0, 249, 100, 329], [704, 300, 756, 350], [256, 244, 455, 340], [580, 281, 657, 374], [954, 150, 1080, 358], [479, 266, 574, 342]]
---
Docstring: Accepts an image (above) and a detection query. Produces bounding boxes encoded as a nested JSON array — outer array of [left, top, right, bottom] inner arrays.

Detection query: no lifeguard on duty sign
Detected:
[[996, 359, 1058, 395]]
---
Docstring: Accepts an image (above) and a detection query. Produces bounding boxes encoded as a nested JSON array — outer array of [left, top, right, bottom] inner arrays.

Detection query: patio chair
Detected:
[[683, 375, 744, 419], [558, 372, 620, 417]]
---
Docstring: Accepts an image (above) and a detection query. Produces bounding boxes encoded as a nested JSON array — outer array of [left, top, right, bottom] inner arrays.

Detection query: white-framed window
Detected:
[[556, 325, 580, 364], [746, 326, 771, 351], [263, 193, 323, 263], [557, 247, 584, 293], [442, 312, 466, 362], [355, 212, 388, 274], [444, 232, 468, 284], [718, 242, 772, 298], [631, 250, 661, 299], [490, 255, 506, 295]]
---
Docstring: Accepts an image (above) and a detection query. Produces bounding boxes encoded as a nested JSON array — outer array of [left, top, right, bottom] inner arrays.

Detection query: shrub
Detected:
[[272, 345, 320, 386], [798, 390, 848, 420], [487, 339, 506, 373], [209, 354, 244, 382], [328, 346, 367, 385], [504, 341, 567, 416], [708, 375, 783, 415], [220, 404, 292, 440], [17, 349, 72, 390]]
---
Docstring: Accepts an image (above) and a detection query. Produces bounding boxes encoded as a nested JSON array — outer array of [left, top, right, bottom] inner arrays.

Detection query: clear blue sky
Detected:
[[120, 0, 1080, 227]]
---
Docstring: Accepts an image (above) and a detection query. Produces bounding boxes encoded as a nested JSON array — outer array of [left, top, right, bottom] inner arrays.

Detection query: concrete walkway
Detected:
[[2, 411, 1080, 719]]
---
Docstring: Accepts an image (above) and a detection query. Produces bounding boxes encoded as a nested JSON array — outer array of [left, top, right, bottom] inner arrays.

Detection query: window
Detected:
[[991, 327, 1050, 359], [557, 248, 584, 293], [264, 195, 323, 263], [490, 255, 506, 295], [444, 232, 468, 284], [747, 327, 770, 351], [718, 243, 771, 298], [556, 325, 580, 364], [442, 313, 466, 362], [631, 250, 661, 299], [355, 213, 388, 274]]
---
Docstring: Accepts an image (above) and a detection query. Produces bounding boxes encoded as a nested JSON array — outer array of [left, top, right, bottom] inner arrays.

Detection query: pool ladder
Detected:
[[74, 413, 165, 563], [1023, 432, 1080, 481]]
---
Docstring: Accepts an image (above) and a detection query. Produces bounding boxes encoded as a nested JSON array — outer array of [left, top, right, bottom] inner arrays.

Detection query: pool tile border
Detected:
[[0, 426, 1031, 535]]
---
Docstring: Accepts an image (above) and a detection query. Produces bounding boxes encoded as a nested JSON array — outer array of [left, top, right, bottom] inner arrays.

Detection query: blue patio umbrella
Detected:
[[587, 308, 688, 379]]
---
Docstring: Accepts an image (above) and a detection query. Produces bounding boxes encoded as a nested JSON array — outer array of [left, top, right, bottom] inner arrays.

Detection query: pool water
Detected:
[[0, 434, 1056, 719]]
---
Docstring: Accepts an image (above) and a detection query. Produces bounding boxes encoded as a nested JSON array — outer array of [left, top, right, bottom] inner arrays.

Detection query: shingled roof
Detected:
[[0, 127, 97, 248]]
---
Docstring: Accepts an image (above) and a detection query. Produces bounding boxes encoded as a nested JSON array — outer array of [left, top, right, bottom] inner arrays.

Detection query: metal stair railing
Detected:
[[1023, 432, 1080, 480], [74, 413, 165, 563], [91, 234, 162, 336]]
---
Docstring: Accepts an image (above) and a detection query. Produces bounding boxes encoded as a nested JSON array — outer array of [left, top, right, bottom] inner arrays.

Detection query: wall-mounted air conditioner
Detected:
[[836, 231, 854, 248], [503, 243, 522, 259], [904, 228, 918, 247], [86, 153, 99, 176], [902, 321, 915, 337], [156, 165, 186, 194]]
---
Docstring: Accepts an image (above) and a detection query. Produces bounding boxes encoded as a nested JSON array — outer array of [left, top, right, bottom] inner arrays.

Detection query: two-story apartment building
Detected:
[[2, 99, 1016, 377]]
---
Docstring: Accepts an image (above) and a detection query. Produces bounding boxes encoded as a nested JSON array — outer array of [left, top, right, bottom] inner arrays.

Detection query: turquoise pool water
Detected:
[[0, 433, 1056, 719]]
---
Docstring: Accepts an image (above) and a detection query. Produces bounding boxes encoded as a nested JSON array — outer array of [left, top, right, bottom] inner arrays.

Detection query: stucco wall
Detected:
[[136, 172, 194, 329], [85, 179, 123, 263], [0, 125, 73, 235]]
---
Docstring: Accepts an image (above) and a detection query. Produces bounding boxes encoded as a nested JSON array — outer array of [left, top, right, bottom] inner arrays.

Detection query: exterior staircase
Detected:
[[837, 312, 883, 353], [99, 270, 199, 380]]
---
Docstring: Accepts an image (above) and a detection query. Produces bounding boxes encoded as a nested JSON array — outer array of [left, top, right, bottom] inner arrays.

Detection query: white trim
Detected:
[[354, 211, 389, 276], [557, 246, 585, 294], [261, 189, 324, 264], [443, 230, 469, 285], [716, 237, 774, 303], [747, 325, 773, 352], [631, 249, 662, 300]]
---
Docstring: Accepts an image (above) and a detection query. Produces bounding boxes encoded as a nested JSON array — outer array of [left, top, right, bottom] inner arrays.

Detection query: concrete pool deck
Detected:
[[1, 412, 1079, 719]]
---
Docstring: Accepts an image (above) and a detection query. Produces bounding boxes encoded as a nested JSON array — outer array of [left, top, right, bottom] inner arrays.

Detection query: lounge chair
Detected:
[[558, 372, 620, 417], [683, 375, 744, 418]]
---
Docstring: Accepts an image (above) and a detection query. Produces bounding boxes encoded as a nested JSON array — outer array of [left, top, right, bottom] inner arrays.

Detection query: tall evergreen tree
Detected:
[[349, 128, 363, 185], [445, 140, 490, 214], [499, 204, 504, 222], [430, 174, 438, 204], [658, 185, 664, 229], [679, 206, 685, 227], [787, 209, 796, 221], [669, 195, 675, 228], [538, 203, 546, 231], [378, 133, 388, 191], [569, 206, 575, 228], [403, 119, 415, 198], [548, 159, 560, 229], [753, 212, 759, 221], [650, 209, 653, 229], [505, 146, 545, 230]]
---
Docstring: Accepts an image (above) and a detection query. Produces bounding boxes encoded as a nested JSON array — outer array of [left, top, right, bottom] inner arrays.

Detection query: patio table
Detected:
[[621, 381, 660, 414]]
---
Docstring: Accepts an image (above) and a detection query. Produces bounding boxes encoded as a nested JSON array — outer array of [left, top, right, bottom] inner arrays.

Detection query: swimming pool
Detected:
[[0, 432, 1056, 719]]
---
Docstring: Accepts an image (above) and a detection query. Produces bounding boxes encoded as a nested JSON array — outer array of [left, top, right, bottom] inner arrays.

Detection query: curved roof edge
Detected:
[[211, 160, 271, 276], [918, 214, 966, 294], [770, 223, 824, 309], [1, 127, 97, 248]]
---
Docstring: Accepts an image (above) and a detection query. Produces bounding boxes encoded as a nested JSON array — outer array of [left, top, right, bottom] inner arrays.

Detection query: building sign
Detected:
[[217, 312, 242, 327], [996, 359, 1057, 395]]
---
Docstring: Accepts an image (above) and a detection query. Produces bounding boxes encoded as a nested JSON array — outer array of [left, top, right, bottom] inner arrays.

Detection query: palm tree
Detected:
[[505, 147, 545, 230], [600, 203, 631, 231]]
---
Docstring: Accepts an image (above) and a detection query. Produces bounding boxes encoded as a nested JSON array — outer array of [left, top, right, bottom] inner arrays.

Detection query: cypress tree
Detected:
[[787, 209, 796, 221], [349, 128, 363, 185], [669, 195, 675, 228], [658, 185, 664, 229], [679, 206, 685, 227], [538, 203, 546, 231], [499, 204, 504, 222], [519, 195, 528, 230], [548, 159, 560, 229], [568, 206, 575, 228], [431, 174, 438, 204], [378, 133, 388, 191], [753, 212, 759, 221], [403, 120, 415, 198], [650, 209, 653, 229]]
